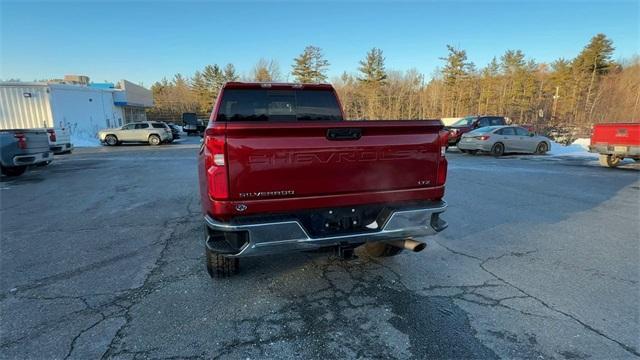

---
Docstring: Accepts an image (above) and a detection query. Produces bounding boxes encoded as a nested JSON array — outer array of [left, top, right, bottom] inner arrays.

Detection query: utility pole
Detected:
[[552, 86, 560, 123]]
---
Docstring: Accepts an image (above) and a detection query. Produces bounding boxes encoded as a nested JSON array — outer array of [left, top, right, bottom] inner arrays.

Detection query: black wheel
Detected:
[[105, 135, 118, 146], [1, 165, 27, 177], [364, 242, 403, 257], [599, 154, 621, 168], [148, 135, 161, 146], [536, 142, 549, 154], [205, 247, 239, 278], [491, 142, 505, 156]]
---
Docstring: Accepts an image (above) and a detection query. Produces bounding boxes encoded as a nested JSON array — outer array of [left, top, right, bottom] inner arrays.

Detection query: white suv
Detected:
[[99, 122, 173, 146]]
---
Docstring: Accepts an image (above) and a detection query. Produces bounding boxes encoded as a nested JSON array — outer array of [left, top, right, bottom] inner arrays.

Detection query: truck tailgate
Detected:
[[591, 123, 640, 146], [224, 120, 444, 200]]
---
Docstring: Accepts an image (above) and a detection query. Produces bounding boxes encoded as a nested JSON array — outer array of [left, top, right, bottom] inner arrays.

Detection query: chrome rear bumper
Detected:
[[13, 151, 53, 166], [204, 202, 447, 257]]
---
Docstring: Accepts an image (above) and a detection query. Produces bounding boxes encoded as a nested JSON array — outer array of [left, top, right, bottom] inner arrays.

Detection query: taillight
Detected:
[[15, 133, 27, 149], [474, 135, 490, 141], [437, 130, 448, 186], [204, 127, 228, 200], [47, 129, 57, 142]]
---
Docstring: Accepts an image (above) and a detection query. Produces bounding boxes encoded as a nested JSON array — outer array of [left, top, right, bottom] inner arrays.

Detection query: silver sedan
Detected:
[[457, 126, 551, 156]]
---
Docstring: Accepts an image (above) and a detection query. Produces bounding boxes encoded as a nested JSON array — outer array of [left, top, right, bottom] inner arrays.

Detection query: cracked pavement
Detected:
[[1, 139, 639, 359]]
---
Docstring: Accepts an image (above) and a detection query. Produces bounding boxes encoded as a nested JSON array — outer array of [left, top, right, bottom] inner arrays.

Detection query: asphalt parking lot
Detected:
[[1, 138, 639, 359]]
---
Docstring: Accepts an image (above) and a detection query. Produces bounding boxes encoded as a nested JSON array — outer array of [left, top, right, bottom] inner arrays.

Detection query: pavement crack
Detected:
[[101, 197, 196, 359], [63, 313, 106, 360], [432, 242, 639, 357], [479, 256, 640, 357]]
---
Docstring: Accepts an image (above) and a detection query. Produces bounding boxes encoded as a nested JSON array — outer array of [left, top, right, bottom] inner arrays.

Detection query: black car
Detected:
[[167, 124, 181, 140]]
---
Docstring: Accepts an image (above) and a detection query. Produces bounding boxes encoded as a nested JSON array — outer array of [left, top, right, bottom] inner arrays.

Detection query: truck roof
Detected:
[[222, 82, 334, 90]]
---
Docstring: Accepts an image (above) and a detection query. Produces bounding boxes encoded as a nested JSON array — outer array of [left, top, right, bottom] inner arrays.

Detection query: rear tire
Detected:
[[364, 242, 403, 257], [148, 135, 161, 146], [491, 142, 505, 156], [205, 247, 239, 278], [536, 142, 549, 154], [1, 165, 27, 177], [105, 135, 118, 146], [599, 154, 621, 168]]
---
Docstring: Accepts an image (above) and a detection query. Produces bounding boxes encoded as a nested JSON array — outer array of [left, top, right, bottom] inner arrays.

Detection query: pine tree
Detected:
[[292, 46, 330, 83], [439, 45, 472, 116], [202, 65, 224, 93], [356, 48, 387, 119], [223, 63, 239, 82], [191, 71, 211, 113], [479, 57, 500, 114], [548, 59, 573, 122], [358, 48, 387, 84], [573, 34, 615, 76], [572, 34, 615, 123], [440, 45, 471, 86]]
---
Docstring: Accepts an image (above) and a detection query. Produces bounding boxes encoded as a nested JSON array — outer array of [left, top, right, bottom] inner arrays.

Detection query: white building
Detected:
[[0, 78, 153, 140]]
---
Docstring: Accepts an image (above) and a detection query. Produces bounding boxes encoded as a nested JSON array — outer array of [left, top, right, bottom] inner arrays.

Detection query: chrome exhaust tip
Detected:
[[389, 239, 427, 252]]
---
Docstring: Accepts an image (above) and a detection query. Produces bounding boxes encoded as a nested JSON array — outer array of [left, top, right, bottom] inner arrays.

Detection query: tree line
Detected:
[[148, 34, 639, 134]]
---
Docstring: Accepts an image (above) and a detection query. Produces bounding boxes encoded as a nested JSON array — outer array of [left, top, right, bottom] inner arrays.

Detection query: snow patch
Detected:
[[71, 134, 101, 147], [548, 138, 596, 158]]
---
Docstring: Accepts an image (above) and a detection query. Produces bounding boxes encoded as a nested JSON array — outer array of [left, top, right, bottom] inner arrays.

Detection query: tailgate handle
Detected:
[[326, 128, 362, 141]]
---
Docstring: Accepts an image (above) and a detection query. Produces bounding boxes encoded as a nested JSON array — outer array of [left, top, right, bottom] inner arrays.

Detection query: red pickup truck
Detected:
[[589, 123, 640, 167], [198, 83, 448, 278]]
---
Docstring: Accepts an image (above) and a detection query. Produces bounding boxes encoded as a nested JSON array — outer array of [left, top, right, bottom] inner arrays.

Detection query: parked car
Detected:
[[182, 113, 206, 136], [445, 115, 507, 147], [458, 125, 551, 156], [167, 124, 181, 140], [98, 121, 172, 146], [199, 82, 449, 278], [1, 129, 53, 176], [589, 122, 640, 168]]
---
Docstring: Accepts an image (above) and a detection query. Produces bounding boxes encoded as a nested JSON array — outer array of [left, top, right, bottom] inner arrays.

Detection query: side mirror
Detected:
[[529, 132, 535, 137]]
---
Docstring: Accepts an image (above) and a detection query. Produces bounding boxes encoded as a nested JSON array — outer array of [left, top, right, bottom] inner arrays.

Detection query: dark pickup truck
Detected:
[[182, 113, 206, 136], [0, 129, 53, 176], [446, 115, 507, 147], [198, 82, 449, 278]]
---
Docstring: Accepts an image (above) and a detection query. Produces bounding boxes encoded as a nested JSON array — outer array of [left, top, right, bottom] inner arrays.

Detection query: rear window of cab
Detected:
[[216, 89, 343, 122]]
